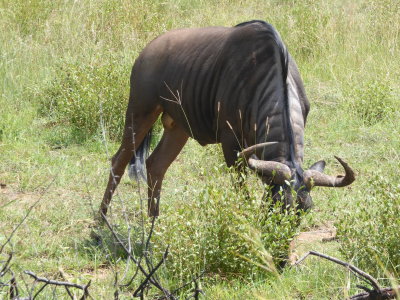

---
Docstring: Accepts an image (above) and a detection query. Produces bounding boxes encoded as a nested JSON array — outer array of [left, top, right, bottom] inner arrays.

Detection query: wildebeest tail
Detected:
[[128, 128, 152, 181]]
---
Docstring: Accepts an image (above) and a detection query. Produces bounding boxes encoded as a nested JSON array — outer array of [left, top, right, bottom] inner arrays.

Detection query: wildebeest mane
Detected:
[[236, 21, 298, 171]]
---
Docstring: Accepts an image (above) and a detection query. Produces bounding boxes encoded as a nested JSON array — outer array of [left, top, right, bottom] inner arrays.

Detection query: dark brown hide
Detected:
[[98, 21, 354, 218]]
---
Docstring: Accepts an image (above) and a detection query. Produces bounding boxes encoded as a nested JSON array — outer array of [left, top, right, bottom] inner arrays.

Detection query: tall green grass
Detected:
[[1, 0, 399, 298], [1, 0, 398, 142]]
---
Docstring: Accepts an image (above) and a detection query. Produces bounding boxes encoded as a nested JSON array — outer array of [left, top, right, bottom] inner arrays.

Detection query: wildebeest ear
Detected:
[[308, 160, 326, 173]]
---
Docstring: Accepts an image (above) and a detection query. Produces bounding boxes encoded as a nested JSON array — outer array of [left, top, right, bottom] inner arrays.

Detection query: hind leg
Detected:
[[146, 113, 189, 217], [97, 104, 162, 221]]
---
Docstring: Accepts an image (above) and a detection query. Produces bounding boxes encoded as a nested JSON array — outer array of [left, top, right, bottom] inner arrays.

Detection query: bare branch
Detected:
[[350, 286, 400, 300], [0, 253, 13, 276], [58, 271, 74, 299], [294, 251, 381, 292], [100, 212, 169, 294], [24, 271, 90, 290], [9, 274, 19, 299], [170, 271, 205, 296], [132, 246, 171, 298]]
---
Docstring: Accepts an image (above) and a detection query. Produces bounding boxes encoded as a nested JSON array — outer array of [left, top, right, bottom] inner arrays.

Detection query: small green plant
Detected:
[[152, 165, 301, 284], [37, 59, 130, 142], [336, 174, 400, 279], [348, 80, 395, 126]]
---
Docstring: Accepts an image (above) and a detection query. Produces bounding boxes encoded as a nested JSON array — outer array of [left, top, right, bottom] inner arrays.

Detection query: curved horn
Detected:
[[303, 156, 355, 189], [248, 158, 291, 184], [239, 142, 278, 160], [239, 142, 291, 185]]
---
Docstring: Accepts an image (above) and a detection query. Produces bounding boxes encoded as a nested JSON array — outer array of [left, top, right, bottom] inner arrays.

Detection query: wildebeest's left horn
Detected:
[[240, 142, 291, 184], [303, 156, 355, 189]]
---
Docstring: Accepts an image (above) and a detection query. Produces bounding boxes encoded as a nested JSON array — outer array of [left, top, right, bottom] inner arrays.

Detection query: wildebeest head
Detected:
[[240, 143, 355, 211]]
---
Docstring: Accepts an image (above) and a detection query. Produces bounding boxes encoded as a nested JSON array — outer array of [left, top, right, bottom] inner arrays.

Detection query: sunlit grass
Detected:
[[0, 0, 399, 298]]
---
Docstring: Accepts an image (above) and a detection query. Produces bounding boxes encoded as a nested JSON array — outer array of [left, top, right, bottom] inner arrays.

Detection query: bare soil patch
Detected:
[[0, 185, 40, 207], [290, 222, 337, 264]]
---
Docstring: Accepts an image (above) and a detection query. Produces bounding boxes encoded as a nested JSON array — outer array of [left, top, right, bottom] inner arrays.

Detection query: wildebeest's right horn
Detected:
[[303, 156, 355, 189], [247, 158, 291, 184], [240, 142, 291, 184]]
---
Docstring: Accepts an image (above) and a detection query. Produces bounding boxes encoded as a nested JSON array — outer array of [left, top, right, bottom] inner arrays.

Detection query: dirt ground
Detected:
[[289, 223, 337, 264]]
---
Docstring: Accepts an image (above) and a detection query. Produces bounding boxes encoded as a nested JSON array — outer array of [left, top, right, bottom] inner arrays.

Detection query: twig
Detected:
[[350, 286, 400, 300], [294, 251, 400, 299], [143, 208, 165, 293], [114, 272, 119, 300], [58, 271, 74, 299], [0, 253, 13, 276], [294, 251, 381, 292], [9, 274, 19, 299], [25, 270, 88, 289], [132, 246, 170, 298], [119, 215, 159, 288], [24, 271, 92, 299], [101, 212, 169, 295], [80, 280, 91, 300], [185, 280, 204, 300], [170, 271, 205, 296]]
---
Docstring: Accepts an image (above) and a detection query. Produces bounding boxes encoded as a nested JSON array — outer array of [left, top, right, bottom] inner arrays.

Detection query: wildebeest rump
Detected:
[[97, 20, 355, 219]]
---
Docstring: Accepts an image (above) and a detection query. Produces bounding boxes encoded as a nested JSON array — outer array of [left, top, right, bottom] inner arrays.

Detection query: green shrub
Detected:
[[336, 175, 400, 279], [348, 80, 395, 126], [38, 59, 130, 142], [151, 166, 301, 284]]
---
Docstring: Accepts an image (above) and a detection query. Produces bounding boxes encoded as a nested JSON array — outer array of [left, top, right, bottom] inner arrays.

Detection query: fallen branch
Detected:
[[101, 212, 172, 297], [295, 251, 399, 300], [132, 246, 170, 298], [170, 271, 205, 297], [350, 286, 400, 300], [24, 271, 92, 299], [0, 253, 13, 277]]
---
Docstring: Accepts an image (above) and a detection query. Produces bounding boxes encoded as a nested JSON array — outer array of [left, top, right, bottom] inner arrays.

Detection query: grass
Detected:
[[1, 0, 399, 299]]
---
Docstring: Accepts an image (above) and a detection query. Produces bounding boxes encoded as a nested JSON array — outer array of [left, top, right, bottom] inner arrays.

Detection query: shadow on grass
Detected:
[[78, 223, 148, 263]]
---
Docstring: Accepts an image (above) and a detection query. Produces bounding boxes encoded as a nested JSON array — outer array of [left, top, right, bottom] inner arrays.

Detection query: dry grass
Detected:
[[0, 0, 399, 298]]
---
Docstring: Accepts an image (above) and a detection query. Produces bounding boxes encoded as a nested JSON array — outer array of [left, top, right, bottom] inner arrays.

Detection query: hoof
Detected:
[[90, 228, 103, 245], [90, 216, 104, 245]]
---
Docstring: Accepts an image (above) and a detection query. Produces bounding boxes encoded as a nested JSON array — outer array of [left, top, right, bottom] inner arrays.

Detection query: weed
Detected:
[[347, 80, 396, 126], [151, 165, 301, 284], [336, 174, 400, 280], [37, 59, 130, 142]]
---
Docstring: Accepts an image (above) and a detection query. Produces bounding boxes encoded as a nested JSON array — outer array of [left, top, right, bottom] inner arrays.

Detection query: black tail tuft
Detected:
[[128, 129, 152, 181]]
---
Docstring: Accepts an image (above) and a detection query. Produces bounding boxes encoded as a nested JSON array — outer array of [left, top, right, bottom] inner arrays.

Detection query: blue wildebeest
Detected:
[[98, 20, 355, 219]]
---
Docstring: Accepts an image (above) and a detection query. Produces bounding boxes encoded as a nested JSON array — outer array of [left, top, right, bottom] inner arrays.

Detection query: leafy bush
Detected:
[[151, 166, 301, 283], [348, 80, 395, 126], [38, 59, 130, 142], [336, 175, 400, 279]]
